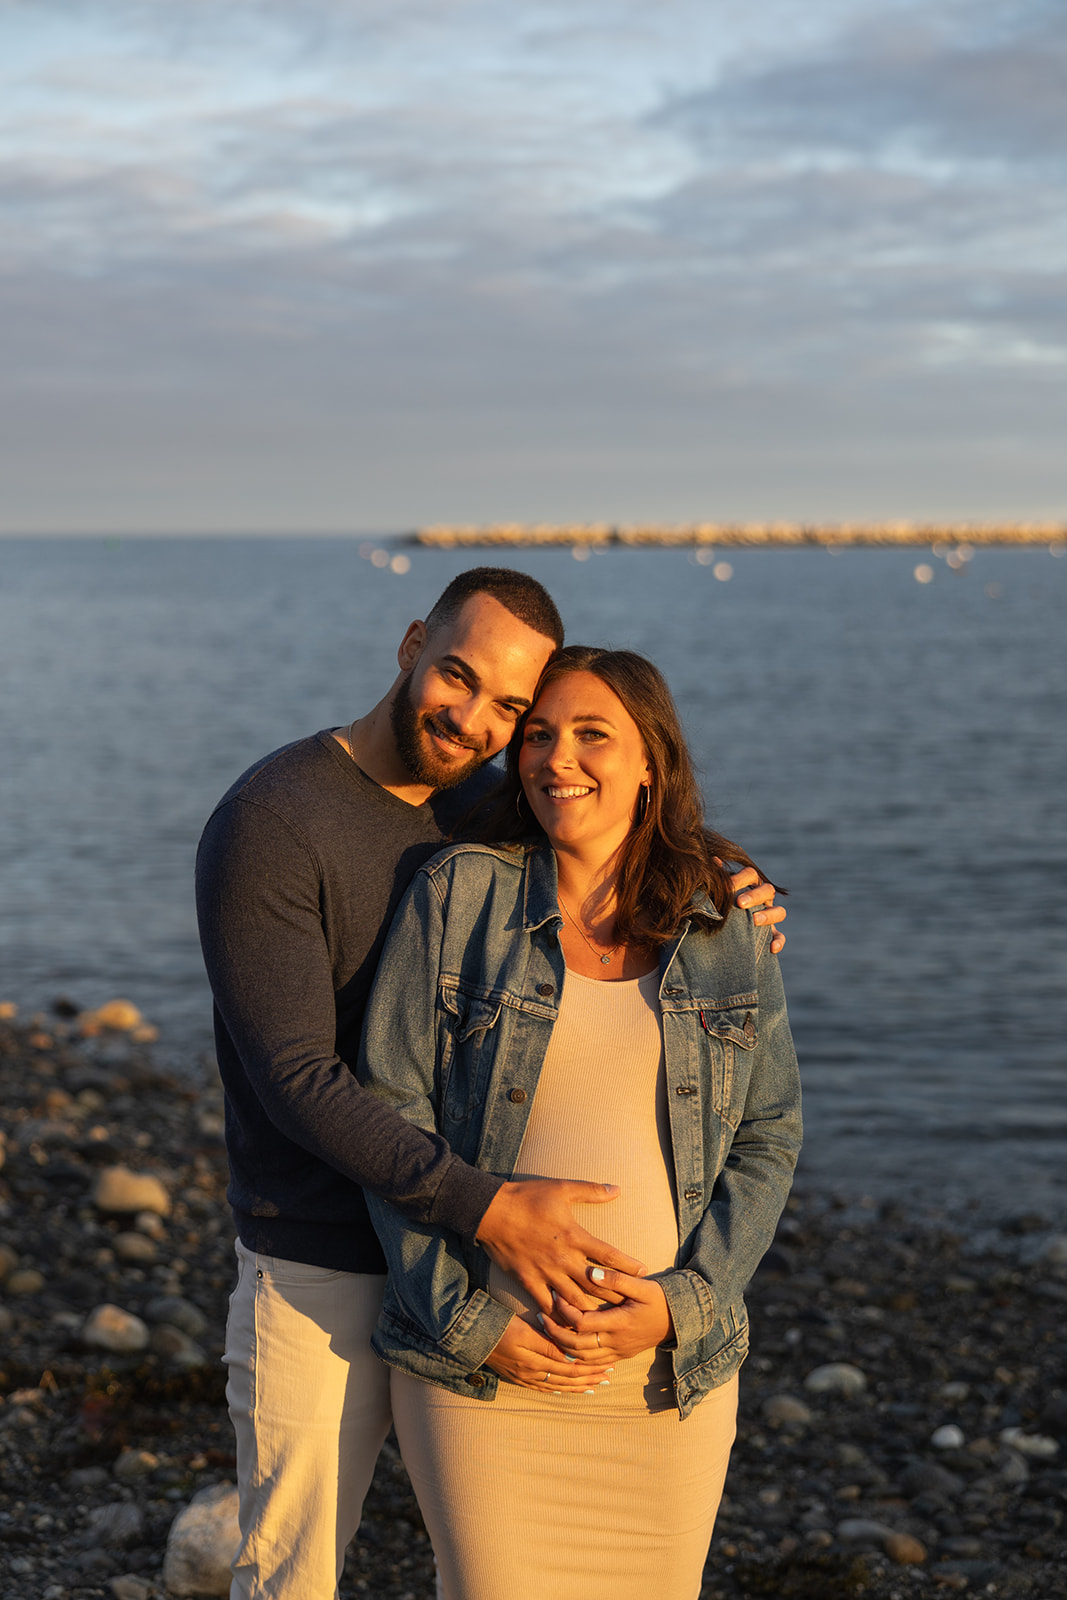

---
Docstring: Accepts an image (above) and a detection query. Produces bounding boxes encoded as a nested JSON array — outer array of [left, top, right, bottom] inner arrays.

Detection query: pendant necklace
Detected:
[[558, 895, 620, 966]]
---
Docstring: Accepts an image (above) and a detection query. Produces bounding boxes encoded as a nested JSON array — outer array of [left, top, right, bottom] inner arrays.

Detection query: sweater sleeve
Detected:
[[195, 795, 502, 1236]]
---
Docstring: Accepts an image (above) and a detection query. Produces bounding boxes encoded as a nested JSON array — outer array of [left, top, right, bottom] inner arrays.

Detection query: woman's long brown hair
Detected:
[[477, 645, 775, 947]]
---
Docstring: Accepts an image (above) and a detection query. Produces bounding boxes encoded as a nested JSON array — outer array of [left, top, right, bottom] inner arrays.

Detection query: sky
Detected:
[[2, 0, 1065, 532]]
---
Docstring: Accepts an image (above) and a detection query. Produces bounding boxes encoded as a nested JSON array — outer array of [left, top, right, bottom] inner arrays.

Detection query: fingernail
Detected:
[[738, 895, 752, 907], [584, 1388, 595, 1395], [599, 1379, 611, 1386], [590, 1267, 605, 1283], [536, 1312, 545, 1327], [564, 1355, 577, 1363]]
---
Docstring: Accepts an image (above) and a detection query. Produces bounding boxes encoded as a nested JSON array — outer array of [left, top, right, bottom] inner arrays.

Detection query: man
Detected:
[[196, 567, 784, 1599]]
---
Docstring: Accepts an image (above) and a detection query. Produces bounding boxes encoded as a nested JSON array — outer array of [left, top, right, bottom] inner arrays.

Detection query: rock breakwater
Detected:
[[0, 1003, 1063, 1598]]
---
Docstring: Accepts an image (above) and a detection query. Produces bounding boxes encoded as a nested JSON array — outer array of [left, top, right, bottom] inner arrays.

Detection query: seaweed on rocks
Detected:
[[0, 1003, 1064, 1598]]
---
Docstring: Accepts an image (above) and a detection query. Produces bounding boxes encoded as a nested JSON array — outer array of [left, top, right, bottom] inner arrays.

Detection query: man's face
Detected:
[[391, 593, 556, 790]]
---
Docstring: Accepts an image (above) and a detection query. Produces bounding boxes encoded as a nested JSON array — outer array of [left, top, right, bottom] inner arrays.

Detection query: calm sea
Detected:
[[2, 537, 1064, 1224]]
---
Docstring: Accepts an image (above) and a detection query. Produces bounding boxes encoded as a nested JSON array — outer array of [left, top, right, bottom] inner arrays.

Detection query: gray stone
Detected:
[[67, 1465, 110, 1490], [931, 1424, 966, 1449], [145, 1295, 208, 1338], [899, 1459, 964, 1498], [110, 1579, 153, 1600], [83, 1302, 150, 1353], [804, 1362, 867, 1398], [162, 1481, 240, 1597], [838, 1516, 892, 1544], [85, 1502, 145, 1546], [151, 1323, 208, 1367], [1000, 1425, 1059, 1458], [113, 1447, 160, 1480], [762, 1393, 813, 1428], [114, 1231, 158, 1263]]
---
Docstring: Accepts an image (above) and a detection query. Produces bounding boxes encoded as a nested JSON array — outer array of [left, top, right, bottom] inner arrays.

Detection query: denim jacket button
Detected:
[[536, 982, 554, 997], [508, 1087, 527, 1104], [467, 1372, 487, 1388]]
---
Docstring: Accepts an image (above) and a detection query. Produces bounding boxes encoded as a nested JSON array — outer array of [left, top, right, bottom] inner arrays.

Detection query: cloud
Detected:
[[1, 0, 1064, 529]]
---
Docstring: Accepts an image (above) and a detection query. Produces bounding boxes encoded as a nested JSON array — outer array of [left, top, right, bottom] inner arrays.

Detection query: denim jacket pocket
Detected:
[[438, 986, 504, 1129], [700, 1003, 759, 1128]]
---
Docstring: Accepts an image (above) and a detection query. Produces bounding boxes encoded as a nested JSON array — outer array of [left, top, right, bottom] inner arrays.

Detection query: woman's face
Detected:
[[518, 670, 651, 859]]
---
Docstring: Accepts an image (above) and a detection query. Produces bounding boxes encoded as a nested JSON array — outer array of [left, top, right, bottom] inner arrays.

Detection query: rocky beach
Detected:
[[0, 1000, 1064, 1600]]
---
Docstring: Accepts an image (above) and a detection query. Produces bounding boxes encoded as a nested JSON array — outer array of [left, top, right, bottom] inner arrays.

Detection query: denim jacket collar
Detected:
[[520, 842, 724, 942]]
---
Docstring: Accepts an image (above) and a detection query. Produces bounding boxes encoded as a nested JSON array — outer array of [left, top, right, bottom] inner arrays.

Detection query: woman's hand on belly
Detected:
[[542, 1272, 673, 1364], [485, 1313, 616, 1394]]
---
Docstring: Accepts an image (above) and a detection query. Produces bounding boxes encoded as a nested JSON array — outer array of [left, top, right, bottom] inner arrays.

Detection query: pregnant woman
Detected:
[[359, 645, 802, 1600]]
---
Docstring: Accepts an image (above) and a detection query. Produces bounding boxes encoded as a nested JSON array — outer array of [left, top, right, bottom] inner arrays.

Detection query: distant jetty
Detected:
[[414, 521, 1065, 548]]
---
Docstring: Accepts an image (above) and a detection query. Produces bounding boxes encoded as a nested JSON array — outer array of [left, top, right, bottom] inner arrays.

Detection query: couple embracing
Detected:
[[196, 566, 801, 1600]]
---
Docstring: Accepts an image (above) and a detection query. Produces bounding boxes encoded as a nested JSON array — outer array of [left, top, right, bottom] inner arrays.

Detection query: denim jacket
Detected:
[[358, 842, 801, 1419]]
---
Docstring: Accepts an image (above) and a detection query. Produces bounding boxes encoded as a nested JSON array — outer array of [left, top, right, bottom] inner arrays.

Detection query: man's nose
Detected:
[[446, 696, 483, 740]]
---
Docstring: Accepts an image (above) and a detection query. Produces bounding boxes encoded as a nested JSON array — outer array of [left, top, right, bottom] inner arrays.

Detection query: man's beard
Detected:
[[390, 674, 486, 790]]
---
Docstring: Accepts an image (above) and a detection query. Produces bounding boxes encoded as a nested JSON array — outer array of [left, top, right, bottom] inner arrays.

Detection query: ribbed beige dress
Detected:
[[391, 968, 738, 1600]]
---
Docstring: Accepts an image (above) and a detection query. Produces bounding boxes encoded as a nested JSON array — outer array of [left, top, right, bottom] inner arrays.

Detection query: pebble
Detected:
[[151, 1322, 208, 1367], [93, 1164, 171, 1216], [2, 1003, 1066, 1600], [110, 1578, 154, 1600], [5, 1265, 45, 1294], [83, 1302, 151, 1352], [113, 1447, 161, 1480], [162, 1481, 241, 1597], [803, 1362, 867, 1398], [999, 1426, 1059, 1458], [136, 1208, 168, 1240], [883, 1530, 927, 1564], [114, 1229, 158, 1262], [85, 1500, 146, 1545], [761, 1393, 813, 1428], [78, 998, 145, 1034], [931, 1423, 966, 1449], [145, 1294, 209, 1337]]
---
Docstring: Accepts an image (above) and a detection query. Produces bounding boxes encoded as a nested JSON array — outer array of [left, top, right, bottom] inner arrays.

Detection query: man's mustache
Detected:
[[424, 714, 482, 753]]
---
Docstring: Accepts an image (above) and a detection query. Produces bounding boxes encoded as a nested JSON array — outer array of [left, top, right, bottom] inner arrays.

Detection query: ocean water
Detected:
[[1, 536, 1065, 1223]]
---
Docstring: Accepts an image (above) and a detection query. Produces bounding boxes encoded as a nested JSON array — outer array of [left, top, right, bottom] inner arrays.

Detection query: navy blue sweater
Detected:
[[195, 731, 502, 1273]]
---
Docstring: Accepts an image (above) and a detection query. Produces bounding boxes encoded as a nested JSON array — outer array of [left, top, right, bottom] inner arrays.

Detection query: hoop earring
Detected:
[[516, 792, 526, 822], [636, 782, 651, 825]]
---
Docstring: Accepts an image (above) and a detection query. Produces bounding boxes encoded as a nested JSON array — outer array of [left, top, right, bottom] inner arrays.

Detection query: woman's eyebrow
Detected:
[[526, 711, 616, 727]]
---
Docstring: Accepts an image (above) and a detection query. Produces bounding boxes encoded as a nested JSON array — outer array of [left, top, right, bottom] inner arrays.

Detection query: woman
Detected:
[[358, 646, 802, 1600]]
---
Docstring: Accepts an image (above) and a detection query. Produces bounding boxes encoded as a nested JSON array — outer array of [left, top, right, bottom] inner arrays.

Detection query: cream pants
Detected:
[[223, 1242, 391, 1600]]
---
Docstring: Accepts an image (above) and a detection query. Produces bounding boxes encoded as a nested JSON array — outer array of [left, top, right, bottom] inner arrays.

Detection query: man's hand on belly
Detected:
[[475, 1177, 645, 1314]]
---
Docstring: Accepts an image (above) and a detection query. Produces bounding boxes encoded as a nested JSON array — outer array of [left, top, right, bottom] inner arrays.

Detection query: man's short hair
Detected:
[[424, 567, 564, 650]]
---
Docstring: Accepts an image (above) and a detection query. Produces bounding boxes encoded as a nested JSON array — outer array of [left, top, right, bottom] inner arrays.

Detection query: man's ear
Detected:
[[397, 619, 427, 671]]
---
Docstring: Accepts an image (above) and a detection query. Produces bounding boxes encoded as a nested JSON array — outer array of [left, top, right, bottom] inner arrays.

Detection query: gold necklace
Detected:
[[558, 895, 620, 966]]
